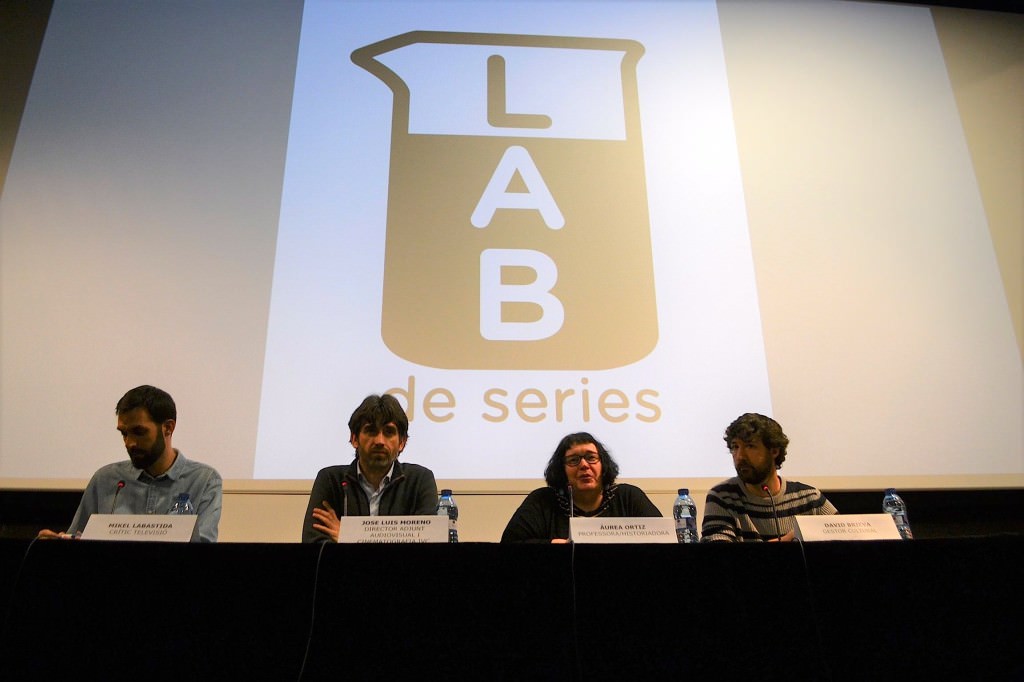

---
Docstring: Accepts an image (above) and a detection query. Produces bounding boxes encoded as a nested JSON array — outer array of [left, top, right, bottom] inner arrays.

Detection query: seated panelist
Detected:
[[501, 432, 661, 544], [302, 393, 438, 543], [37, 385, 222, 543], [701, 413, 837, 542]]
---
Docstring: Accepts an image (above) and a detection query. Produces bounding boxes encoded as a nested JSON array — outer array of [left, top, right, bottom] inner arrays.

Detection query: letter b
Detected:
[[480, 248, 564, 341]]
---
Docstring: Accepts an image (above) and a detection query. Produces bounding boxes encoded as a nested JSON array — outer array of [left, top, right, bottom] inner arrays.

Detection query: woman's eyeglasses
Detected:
[[564, 453, 600, 467]]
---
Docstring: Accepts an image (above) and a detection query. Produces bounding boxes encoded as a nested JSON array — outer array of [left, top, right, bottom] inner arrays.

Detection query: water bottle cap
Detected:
[[440, 489, 453, 496], [884, 488, 896, 495], [677, 488, 689, 496]]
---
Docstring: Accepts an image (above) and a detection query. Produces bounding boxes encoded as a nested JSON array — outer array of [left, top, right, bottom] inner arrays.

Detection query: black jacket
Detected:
[[500, 483, 661, 543], [301, 459, 438, 543]]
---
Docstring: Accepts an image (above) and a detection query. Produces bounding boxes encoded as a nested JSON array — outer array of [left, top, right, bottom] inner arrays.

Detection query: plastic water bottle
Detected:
[[436, 489, 459, 543], [882, 488, 913, 540], [167, 492, 196, 515], [672, 488, 698, 543]]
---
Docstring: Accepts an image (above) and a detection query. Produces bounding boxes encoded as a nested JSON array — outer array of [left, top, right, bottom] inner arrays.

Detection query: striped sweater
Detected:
[[701, 477, 837, 542]]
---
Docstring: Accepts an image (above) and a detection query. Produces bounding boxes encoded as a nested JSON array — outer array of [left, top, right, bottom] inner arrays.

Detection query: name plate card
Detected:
[[338, 515, 448, 543], [794, 514, 903, 542], [569, 517, 676, 544], [81, 514, 197, 542]]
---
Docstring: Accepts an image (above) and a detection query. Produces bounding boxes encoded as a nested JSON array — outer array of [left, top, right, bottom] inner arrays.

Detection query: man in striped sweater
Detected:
[[701, 413, 837, 542]]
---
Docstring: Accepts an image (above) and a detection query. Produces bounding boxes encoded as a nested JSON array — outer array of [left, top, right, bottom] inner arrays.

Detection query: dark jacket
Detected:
[[301, 459, 438, 543], [500, 483, 662, 543]]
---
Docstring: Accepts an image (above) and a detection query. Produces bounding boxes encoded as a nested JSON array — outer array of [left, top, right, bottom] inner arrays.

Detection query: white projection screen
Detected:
[[1, 0, 1021, 491]]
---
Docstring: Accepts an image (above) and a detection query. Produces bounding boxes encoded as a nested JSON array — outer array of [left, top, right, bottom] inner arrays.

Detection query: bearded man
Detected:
[[701, 413, 836, 542], [38, 385, 222, 542]]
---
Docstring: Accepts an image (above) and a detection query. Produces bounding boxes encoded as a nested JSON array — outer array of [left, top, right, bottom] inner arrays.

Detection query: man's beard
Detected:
[[359, 446, 393, 473], [736, 460, 772, 486], [128, 430, 165, 471]]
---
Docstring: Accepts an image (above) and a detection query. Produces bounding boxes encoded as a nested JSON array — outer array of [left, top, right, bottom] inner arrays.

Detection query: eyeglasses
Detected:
[[564, 453, 600, 467]]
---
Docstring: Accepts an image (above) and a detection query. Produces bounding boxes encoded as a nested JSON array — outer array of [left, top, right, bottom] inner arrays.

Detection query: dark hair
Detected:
[[348, 394, 410, 440], [543, 432, 620, 489], [115, 385, 176, 424], [724, 413, 789, 469]]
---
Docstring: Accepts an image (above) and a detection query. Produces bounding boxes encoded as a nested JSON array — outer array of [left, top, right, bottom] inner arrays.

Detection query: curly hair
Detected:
[[543, 432, 620, 489], [724, 413, 789, 469]]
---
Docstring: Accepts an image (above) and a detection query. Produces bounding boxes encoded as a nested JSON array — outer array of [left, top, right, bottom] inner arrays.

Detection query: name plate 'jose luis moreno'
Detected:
[[338, 516, 448, 544]]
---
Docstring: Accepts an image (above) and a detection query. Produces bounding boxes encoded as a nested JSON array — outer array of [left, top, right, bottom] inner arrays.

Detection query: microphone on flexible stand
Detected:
[[762, 484, 783, 541], [341, 480, 348, 518], [111, 480, 126, 513]]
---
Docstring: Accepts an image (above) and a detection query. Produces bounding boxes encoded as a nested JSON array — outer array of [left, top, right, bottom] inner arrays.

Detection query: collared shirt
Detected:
[[357, 461, 396, 516], [67, 449, 223, 542]]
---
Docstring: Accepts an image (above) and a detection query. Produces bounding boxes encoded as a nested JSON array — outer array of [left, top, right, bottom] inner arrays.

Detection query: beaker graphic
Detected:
[[352, 31, 657, 369]]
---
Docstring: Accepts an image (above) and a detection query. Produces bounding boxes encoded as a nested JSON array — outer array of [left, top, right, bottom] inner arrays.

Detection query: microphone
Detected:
[[762, 484, 783, 541], [341, 480, 348, 518], [111, 480, 126, 513], [566, 485, 576, 544]]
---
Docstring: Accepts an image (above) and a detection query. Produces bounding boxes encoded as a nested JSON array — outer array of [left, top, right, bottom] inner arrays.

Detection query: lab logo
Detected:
[[352, 31, 657, 369]]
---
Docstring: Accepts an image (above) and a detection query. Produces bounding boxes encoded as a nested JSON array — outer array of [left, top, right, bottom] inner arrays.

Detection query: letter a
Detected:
[[480, 249, 564, 341], [471, 146, 565, 229]]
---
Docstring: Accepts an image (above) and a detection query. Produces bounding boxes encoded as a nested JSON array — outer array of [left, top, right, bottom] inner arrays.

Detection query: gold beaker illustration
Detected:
[[352, 31, 657, 369]]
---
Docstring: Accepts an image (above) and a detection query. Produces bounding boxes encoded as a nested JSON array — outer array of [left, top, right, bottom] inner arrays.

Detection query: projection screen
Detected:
[[1, 0, 1021, 488]]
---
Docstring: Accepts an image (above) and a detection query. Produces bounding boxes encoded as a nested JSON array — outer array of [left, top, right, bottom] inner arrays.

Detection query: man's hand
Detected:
[[36, 529, 75, 540], [768, 530, 796, 543], [311, 500, 341, 542]]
